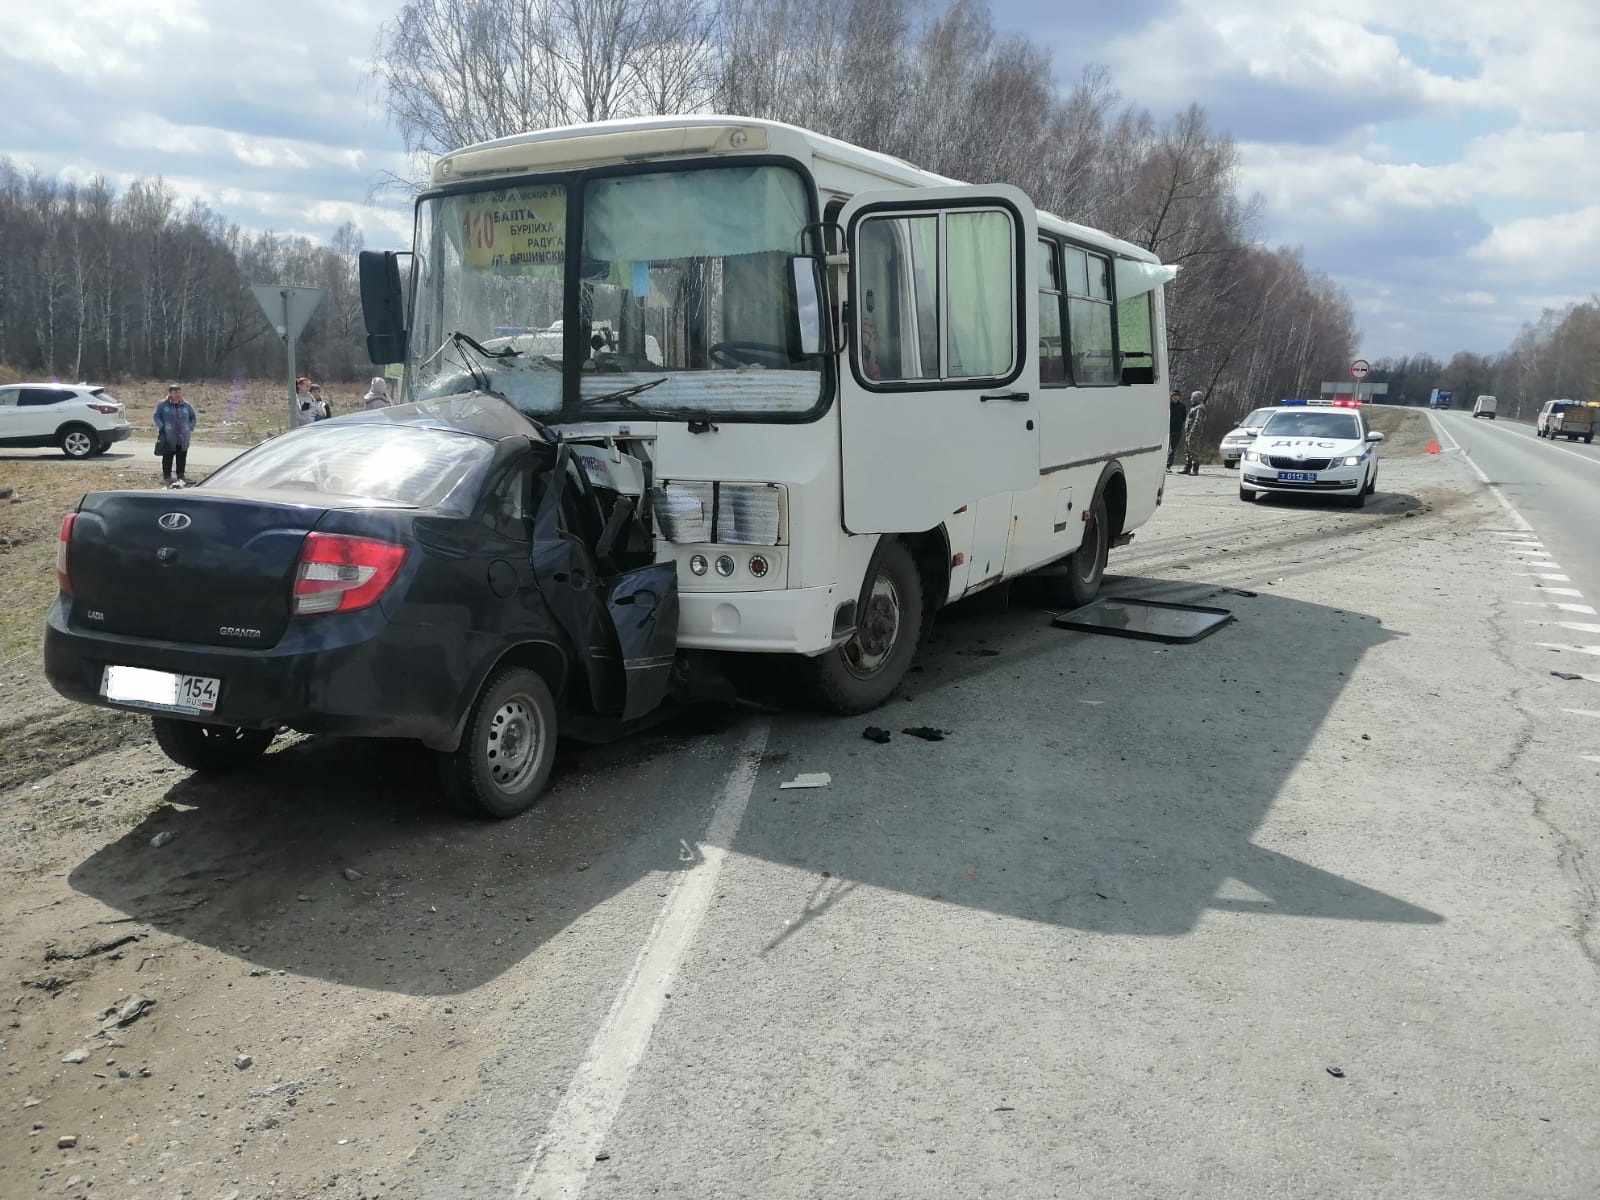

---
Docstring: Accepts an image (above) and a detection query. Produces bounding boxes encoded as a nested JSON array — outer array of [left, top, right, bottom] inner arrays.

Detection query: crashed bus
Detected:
[[361, 115, 1175, 701]]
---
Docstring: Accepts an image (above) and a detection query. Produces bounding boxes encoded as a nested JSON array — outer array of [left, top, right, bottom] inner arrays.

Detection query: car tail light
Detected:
[[87, 402, 120, 414], [292, 533, 407, 615], [57, 514, 76, 595]]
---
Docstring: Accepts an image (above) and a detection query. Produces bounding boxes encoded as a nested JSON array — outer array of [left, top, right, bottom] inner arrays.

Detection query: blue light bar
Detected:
[[1279, 397, 1307, 405]]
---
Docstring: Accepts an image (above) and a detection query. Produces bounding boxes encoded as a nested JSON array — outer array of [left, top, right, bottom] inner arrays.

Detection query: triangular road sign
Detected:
[[250, 284, 326, 342]]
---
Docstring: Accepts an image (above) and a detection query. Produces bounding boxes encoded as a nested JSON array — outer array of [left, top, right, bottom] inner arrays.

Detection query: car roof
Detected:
[[334, 393, 552, 443]]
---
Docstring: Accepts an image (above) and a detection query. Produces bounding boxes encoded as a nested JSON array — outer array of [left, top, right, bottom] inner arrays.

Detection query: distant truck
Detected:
[[1536, 399, 1597, 443], [1429, 389, 1454, 409], [1472, 395, 1497, 419]]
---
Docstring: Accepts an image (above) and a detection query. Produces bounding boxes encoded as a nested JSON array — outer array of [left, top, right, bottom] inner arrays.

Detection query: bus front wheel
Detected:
[[802, 541, 923, 714]]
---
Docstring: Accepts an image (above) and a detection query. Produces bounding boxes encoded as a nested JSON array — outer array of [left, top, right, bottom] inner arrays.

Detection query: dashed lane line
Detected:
[[1514, 601, 1599, 615]]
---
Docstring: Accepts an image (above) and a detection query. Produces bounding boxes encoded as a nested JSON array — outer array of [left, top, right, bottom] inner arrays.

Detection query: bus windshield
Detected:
[[406, 163, 824, 423]]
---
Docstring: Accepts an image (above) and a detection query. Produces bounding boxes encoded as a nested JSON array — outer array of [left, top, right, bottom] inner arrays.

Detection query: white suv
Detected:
[[0, 383, 133, 458]]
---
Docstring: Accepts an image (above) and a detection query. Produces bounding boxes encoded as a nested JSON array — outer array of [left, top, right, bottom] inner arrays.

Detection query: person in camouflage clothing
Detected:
[[1181, 390, 1207, 475]]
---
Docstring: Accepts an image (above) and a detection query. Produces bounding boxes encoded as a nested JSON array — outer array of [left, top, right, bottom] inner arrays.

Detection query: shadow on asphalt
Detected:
[[68, 574, 1438, 993]]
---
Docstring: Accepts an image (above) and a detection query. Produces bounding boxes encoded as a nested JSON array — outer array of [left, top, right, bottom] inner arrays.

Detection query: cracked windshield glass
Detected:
[[407, 165, 822, 420]]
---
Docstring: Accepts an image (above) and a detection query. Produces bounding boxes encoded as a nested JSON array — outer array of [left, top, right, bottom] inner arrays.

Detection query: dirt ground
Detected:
[[0, 408, 1440, 1200]]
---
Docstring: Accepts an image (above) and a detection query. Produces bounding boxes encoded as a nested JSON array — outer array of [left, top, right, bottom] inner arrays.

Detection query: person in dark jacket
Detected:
[[1167, 389, 1187, 469], [153, 383, 197, 484]]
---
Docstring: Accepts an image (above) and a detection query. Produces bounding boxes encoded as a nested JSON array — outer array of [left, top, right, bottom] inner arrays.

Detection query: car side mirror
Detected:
[[359, 250, 410, 364], [1366, 430, 1385, 442], [788, 255, 828, 358]]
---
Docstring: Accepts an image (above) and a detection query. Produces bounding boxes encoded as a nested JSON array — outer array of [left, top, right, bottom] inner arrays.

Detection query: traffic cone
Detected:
[[1425, 439, 1441, 454]]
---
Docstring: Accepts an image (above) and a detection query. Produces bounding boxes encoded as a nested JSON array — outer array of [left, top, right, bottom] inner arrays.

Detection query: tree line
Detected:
[[1368, 300, 1600, 421], [0, 162, 367, 386]]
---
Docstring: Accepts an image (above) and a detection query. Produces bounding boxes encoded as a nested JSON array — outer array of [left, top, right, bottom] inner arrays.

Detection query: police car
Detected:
[[1238, 398, 1383, 508]]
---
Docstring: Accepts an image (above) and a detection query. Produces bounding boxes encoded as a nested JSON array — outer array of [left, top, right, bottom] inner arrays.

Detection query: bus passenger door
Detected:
[[838, 185, 1039, 535]]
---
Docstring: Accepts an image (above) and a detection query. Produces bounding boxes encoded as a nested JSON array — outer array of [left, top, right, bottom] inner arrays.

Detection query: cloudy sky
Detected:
[[2, 0, 1596, 361]]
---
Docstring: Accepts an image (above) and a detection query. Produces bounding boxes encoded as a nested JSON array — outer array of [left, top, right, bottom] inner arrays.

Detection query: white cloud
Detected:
[[1470, 206, 1600, 278]]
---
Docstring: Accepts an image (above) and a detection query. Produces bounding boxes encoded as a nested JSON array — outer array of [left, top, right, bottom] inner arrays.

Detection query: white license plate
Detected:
[[102, 666, 221, 714]]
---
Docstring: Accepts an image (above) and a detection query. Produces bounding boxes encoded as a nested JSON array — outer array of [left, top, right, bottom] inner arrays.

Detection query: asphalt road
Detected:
[[1431, 409, 1600, 611], [1, 441, 244, 473], [386, 424, 1599, 1199]]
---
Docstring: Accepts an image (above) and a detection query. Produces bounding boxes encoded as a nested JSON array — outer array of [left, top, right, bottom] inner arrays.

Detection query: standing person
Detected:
[[294, 376, 317, 426], [310, 383, 331, 421], [362, 376, 392, 410], [1167, 389, 1187, 470], [153, 383, 197, 485], [1182, 390, 1208, 475]]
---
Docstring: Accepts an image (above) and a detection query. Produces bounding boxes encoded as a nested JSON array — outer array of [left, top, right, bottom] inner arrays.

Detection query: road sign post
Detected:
[[250, 285, 326, 431]]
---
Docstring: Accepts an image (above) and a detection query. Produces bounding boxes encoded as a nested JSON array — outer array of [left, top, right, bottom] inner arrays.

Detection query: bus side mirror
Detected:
[[788, 256, 828, 358], [359, 250, 409, 364]]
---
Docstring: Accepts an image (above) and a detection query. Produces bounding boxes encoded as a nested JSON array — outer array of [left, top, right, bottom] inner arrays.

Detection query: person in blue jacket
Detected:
[[154, 383, 198, 484]]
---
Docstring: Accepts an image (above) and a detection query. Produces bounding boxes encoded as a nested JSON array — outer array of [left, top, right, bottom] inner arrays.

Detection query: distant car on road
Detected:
[[1218, 406, 1278, 469], [1536, 399, 1596, 443], [1472, 395, 1497, 420], [0, 382, 132, 458], [43, 395, 680, 819], [1238, 399, 1383, 508]]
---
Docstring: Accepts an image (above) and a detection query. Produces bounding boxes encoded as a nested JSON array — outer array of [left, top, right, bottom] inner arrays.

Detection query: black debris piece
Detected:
[[1552, 671, 1583, 681], [1054, 596, 1235, 644], [902, 727, 949, 742], [1326, 1066, 1346, 1079], [862, 726, 892, 744]]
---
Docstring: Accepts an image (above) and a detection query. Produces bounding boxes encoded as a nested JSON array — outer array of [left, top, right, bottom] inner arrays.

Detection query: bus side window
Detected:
[[1065, 246, 1116, 386], [857, 215, 938, 381], [1116, 290, 1156, 385], [1038, 240, 1066, 386]]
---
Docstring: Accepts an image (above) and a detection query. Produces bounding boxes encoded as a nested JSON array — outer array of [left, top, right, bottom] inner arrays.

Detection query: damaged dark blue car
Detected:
[[43, 394, 678, 818]]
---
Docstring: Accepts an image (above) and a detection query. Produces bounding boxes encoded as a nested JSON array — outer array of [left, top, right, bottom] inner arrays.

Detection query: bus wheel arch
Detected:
[[1095, 463, 1129, 540], [801, 534, 933, 714]]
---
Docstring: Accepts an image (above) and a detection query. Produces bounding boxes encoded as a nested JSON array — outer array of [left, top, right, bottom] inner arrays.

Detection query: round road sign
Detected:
[[1350, 359, 1371, 381]]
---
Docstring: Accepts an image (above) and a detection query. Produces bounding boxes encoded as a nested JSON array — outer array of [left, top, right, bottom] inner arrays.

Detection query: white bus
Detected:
[[359, 116, 1175, 713]]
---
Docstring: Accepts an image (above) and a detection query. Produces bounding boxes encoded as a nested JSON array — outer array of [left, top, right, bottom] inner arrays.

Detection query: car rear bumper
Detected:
[[103, 425, 132, 444], [43, 599, 469, 745]]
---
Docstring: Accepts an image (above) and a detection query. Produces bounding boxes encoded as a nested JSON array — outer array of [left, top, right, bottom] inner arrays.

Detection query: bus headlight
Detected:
[[717, 483, 783, 545], [650, 482, 713, 543]]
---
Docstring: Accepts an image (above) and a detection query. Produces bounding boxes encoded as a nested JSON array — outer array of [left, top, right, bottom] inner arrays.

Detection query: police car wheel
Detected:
[[1238, 486, 1255, 502]]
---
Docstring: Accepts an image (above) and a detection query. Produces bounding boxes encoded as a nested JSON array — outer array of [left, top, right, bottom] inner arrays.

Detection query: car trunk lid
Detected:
[[67, 491, 327, 648]]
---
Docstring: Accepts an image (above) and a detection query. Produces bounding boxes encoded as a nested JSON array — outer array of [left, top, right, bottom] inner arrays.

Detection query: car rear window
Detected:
[[204, 424, 495, 508]]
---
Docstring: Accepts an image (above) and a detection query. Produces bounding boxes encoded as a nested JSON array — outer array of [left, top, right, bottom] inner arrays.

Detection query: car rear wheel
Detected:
[[152, 716, 275, 772], [59, 425, 97, 459], [800, 540, 923, 714], [439, 666, 557, 819]]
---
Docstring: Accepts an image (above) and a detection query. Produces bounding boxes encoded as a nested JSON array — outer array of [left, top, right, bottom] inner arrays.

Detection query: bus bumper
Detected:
[[676, 584, 845, 655]]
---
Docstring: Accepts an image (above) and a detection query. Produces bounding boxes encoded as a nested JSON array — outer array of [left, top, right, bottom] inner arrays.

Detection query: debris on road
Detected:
[[779, 773, 831, 789], [57, 1134, 78, 1149], [862, 727, 892, 744], [1326, 1066, 1346, 1078], [101, 994, 155, 1032], [1551, 671, 1583, 681], [343, 867, 363, 882], [902, 727, 949, 742], [234, 1054, 254, 1070], [61, 1048, 89, 1064], [148, 831, 175, 848]]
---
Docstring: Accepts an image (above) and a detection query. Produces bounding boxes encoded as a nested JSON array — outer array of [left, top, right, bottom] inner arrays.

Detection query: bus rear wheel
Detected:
[[1042, 494, 1109, 609], [801, 540, 923, 714]]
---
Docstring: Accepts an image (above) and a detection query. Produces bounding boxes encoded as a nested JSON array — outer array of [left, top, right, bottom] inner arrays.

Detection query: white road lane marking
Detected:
[[1514, 601, 1599, 615], [1537, 644, 1600, 657], [1442, 409, 1600, 468], [1526, 622, 1600, 635], [1534, 588, 1587, 597], [1583, 755, 1600, 764], [1561, 710, 1600, 720], [515, 724, 770, 1200], [1515, 573, 1572, 581], [1426, 411, 1535, 530]]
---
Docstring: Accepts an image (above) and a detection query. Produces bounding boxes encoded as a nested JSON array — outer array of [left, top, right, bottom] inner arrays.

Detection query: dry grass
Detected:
[[116, 376, 375, 446]]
